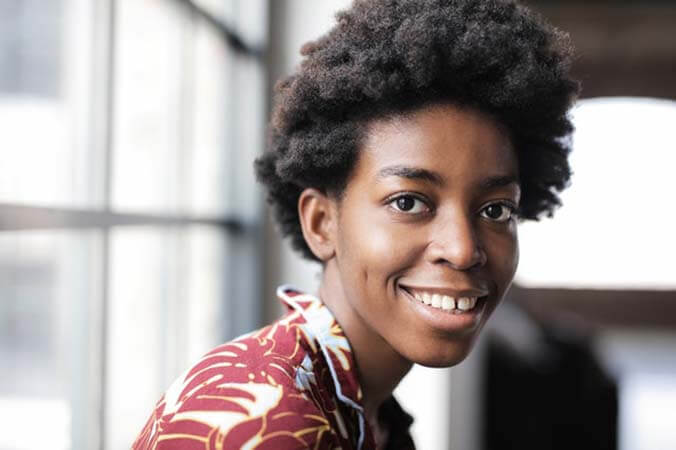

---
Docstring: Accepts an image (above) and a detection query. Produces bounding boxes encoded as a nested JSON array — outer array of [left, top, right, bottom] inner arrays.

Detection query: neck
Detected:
[[318, 261, 413, 422]]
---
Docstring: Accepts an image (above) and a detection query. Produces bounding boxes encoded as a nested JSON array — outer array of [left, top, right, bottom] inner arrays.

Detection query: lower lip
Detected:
[[400, 287, 488, 334]]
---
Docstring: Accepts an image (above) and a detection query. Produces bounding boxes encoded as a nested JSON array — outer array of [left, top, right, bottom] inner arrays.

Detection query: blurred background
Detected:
[[0, 0, 674, 449]]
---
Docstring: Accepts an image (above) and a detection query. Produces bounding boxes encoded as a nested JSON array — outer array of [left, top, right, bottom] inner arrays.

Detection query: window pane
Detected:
[[0, 230, 102, 450], [0, 0, 99, 208], [225, 0, 267, 221], [187, 18, 235, 216], [516, 97, 676, 289], [111, 0, 186, 214], [189, 4, 267, 220], [192, 0, 236, 23], [229, 49, 266, 221], [111, 0, 266, 218], [184, 226, 231, 362], [106, 225, 231, 448]]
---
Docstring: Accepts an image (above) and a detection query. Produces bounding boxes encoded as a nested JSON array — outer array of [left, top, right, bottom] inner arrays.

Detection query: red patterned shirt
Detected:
[[132, 286, 415, 449]]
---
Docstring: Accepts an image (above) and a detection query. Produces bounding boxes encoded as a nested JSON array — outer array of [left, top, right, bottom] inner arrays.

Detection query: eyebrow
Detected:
[[480, 175, 520, 190], [376, 165, 444, 185], [376, 165, 520, 190]]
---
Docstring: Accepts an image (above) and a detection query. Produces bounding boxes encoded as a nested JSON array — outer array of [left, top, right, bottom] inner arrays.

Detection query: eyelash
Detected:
[[386, 194, 518, 222], [478, 201, 518, 223], [386, 193, 431, 215]]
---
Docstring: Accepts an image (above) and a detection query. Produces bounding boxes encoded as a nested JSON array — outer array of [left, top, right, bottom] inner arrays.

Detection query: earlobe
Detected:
[[298, 188, 336, 262]]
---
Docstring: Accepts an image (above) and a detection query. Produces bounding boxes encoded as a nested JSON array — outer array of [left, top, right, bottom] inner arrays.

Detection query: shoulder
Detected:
[[132, 320, 341, 449]]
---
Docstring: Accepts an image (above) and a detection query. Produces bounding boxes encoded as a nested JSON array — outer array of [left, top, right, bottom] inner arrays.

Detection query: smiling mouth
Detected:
[[400, 286, 488, 313]]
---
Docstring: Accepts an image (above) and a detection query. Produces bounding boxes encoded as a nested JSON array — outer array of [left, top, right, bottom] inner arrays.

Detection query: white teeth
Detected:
[[410, 290, 479, 312], [441, 296, 455, 311]]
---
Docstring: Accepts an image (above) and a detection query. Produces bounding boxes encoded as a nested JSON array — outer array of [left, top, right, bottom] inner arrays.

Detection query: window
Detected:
[[515, 97, 676, 450], [516, 97, 676, 290], [0, 0, 267, 448]]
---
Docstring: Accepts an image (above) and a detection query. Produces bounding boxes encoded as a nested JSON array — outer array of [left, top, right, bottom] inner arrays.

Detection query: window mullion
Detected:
[[170, 0, 264, 58], [97, 0, 116, 448]]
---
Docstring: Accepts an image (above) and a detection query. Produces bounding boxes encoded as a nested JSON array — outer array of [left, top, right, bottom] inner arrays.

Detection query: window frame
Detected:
[[0, 0, 267, 448]]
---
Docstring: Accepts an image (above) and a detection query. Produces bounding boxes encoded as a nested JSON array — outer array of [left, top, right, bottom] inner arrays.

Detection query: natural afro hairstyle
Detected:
[[255, 0, 580, 261]]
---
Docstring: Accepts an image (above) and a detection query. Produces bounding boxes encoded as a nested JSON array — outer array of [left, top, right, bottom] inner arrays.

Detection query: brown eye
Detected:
[[397, 197, 415, 211], [480, 203, 514, 222], [389, 195, 429, 214]]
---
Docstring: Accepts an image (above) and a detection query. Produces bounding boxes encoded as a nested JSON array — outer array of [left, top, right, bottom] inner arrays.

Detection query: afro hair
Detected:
[[255, 0, 580, 261]]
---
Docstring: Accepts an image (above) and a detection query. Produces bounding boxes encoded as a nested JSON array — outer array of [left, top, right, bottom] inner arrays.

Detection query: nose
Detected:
[[425, 215, 487, 270]]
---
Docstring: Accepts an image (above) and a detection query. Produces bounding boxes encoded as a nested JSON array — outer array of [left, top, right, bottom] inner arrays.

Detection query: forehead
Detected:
[[354, 104, 518, 185]]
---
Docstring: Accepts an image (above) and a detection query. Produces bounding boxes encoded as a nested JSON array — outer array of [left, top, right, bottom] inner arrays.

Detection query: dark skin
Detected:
[[298, 104, 520, 447]]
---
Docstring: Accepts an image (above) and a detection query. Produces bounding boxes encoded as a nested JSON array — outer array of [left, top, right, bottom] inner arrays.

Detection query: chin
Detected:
[[400, 336, 478, 368], [413, 352, 472, 369]]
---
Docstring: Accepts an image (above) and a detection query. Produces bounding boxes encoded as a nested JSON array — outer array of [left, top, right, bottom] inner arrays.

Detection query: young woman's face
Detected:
[[331, 104, 520, 367]]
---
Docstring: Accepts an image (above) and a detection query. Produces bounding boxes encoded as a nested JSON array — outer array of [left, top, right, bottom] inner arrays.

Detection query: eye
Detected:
[[388, 194, 430, 214], [480, 202, 515, 223]]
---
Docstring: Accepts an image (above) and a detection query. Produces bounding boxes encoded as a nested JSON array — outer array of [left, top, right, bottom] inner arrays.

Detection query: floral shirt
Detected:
[[132, 286, 415, 450]]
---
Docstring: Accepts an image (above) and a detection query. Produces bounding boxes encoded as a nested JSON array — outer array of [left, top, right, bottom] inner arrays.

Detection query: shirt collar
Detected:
[[276, 284, 364, 409], [277, 285, 368, 448], [277, 285, 416, 450]]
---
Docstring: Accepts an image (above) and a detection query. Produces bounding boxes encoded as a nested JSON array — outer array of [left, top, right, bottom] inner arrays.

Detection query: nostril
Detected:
[[427, 239, 486, 270]]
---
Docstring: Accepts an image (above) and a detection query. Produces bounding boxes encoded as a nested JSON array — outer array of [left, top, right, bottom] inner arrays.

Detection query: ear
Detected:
[[298, 188, 337, 262]]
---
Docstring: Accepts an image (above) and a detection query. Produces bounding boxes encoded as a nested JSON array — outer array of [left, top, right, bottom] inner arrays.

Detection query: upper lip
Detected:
[[399, 284, 489, 298]]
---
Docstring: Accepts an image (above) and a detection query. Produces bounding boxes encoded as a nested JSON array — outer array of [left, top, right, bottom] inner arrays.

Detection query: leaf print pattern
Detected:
[[132, 286, 414, 450]]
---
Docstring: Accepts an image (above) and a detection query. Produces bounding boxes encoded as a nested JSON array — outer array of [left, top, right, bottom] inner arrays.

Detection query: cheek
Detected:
[[507, 225, 520, 277], [485, 227, 519, 286], [511, 234, 520, 277], [338, 213, 420, 277]]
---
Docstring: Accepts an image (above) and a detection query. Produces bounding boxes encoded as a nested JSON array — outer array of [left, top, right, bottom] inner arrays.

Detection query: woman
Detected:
[[133, 0, 578, 448]]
